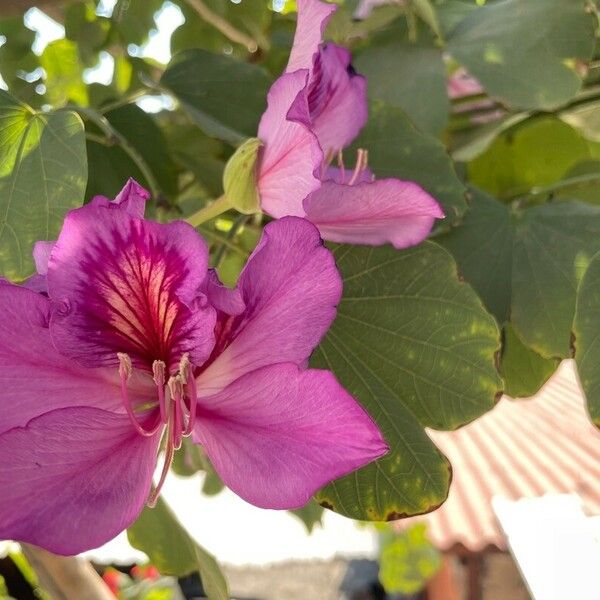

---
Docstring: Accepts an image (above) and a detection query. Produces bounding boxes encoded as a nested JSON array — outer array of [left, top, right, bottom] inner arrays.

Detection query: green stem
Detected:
[[69, 105, 162, 199], [212, 214, 250, 268], [98, 89, 150, 114], [516, 172, 600, 200], [186, 195, 233, 228]]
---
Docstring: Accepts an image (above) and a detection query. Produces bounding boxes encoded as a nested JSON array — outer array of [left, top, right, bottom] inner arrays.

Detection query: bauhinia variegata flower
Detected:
[[255, 0, 444, 248], [0, 180, 387, 555]]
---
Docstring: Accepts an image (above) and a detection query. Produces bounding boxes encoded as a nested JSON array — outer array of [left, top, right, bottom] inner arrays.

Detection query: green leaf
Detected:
[[0, 90, 87, 280], [161, 49, 271, 145], [86, 104, 177, 200], [40, 39, 88, 107], [511, 202, 600, 358], [378, 523, 441, 595], [500, 324, 558, 398], [351, 102, 467, 223], [113, 0, 164, 45], [355, 37, 449, 136], [290, 500, 325, 533], [446, 0, 595, 111], [436, 189, 513, 324], [311, 242, 501, 520], [437, 190, 600, 359], [128, 497, 229, 600], [574, 250, 600, 426], [468, 117, 592, 200]]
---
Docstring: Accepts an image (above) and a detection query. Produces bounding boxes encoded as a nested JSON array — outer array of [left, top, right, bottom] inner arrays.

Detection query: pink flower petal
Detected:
[[0, 283, 153, 436], [91, 177, 150, 219], [197, 217, 341, 393], [32, 241, 55, 276], [194, 363, 388, 509], [304, 178, 444, 248], [0, 406, 160, 554], [47, 201, 215, 372], [286, 0, 336, 72], [258, 71, 323, 218], [307, 44, 368, 153]]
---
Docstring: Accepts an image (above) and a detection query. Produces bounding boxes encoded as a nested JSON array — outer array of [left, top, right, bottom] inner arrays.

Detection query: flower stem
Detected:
[[186, 194, 234, 227]]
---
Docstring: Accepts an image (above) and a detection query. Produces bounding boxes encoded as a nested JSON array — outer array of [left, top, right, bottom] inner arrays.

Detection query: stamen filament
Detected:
[[337, 150, 346, 183], [348, 148, 368, 186], [146, 411, 176, 508], [118, 353, 161, 437]]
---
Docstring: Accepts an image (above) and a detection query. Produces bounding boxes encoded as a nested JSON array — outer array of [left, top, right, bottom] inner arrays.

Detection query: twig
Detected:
[[67, 105, 162, 200], [184, 0, 259, 52], [21, 544, 113, 600], [212, 213, 250, 268]]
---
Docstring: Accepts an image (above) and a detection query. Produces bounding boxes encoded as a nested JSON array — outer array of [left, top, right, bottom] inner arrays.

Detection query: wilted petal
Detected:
[[194, 364, 388, 509], [0, 283, 152, 435], [287, 0, 336, 72], [307, 44, 368, 153], [258, 71, 323, 218], [0, 406, 160, 555], [48, 202, 215, 372], [304, 179, 444, 248], [197, 217, 341, 393]]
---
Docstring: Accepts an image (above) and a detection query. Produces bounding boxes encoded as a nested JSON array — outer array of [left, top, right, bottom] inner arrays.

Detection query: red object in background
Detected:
[[131, 564, 160, 581], [101, 570, 120, 597]]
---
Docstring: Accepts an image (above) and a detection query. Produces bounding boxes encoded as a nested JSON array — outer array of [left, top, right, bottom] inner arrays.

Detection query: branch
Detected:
[[183, 0, 260, 52], [21, 544, 113, 600]]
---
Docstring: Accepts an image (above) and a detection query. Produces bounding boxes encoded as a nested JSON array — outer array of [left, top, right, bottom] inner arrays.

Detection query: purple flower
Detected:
[[257, 0, 444, 248], [0, 179, 387, 555]]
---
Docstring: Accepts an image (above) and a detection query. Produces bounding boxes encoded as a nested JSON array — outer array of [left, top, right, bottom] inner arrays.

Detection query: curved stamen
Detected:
[[337, 150, 346, 184], [348, 148, 368, 186], [146, 404, 177, 508], [182, 359, 198, 436], [118, 353, 161, 437], [168, 375, 185, 450], [152, 360, 168, 424]]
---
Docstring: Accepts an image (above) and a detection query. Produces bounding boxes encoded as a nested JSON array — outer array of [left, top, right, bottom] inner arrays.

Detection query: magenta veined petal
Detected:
[[47, 201, 215, 372], [91, 176, 150, 219], [304, 178, 444, 248], [0, 282, 155, 435], [0, 406, 160, 555], [194, 363, 388, 509], [286, 0, 337, 72], [197, 217, 342, 394]]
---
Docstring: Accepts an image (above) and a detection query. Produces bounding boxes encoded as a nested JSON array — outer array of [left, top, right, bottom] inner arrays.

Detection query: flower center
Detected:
[[322, 148, 371, 185], [118, 352, 198, 507]]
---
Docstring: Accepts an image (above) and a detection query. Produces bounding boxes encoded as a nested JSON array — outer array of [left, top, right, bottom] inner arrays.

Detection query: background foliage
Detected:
[[2, 0, 600, 597]]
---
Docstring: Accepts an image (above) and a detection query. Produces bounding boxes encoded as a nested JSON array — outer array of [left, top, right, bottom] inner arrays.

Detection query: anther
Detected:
[[179, 354, 198, 436], [152, 360, 168, 424], [168, 376, 185, 450]]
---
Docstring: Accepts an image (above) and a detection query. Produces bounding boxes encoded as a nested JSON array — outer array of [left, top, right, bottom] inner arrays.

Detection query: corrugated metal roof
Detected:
[[397, 360, 600, 552]]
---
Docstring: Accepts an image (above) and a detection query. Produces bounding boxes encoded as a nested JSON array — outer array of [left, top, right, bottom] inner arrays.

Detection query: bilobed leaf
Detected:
[[436, 189, 513, 323], [446, 0, 595, 111], [0, 90, 87, 281], [351, 102, 467, 223], [128, 497, 228, 600], [161, 49, 272, 145], [500, 324, 558, 399], [574, 251, 600, 426], [437, 191, 600, 360], [312, 242, 501, 520], [355, 38, 449, 135], [511, 202, 600, 358]]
